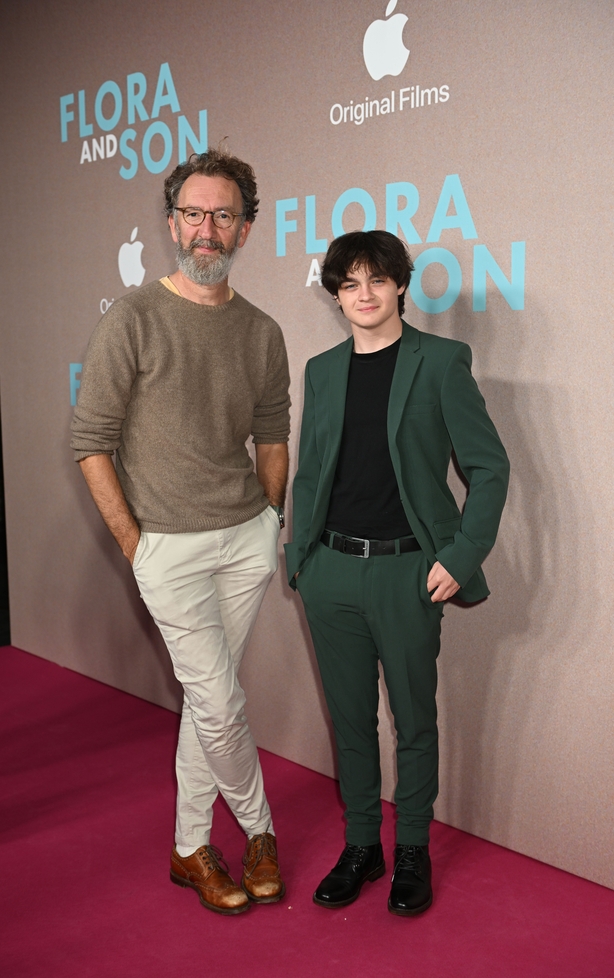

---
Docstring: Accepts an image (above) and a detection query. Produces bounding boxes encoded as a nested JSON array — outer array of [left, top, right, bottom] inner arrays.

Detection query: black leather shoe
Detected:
[[313, 843, 385, 908], [388, 845, 433, 916]]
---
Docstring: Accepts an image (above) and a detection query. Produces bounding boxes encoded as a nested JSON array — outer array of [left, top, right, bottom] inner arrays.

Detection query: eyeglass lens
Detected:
[[181, 208, 235, 228]]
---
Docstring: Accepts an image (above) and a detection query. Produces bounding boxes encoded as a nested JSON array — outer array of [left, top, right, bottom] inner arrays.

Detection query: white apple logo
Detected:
[[363, 0, 409, 81], [118, 227, 146, 288]]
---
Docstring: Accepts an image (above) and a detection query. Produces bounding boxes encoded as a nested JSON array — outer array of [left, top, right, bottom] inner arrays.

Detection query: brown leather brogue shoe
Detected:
[[170, 845, 250, 915], [242, 832, 285, 903]]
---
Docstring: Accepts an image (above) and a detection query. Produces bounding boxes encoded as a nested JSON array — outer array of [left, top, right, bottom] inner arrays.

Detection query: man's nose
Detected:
[[358, 283, 374, 300], [199, 211, 218, 234]]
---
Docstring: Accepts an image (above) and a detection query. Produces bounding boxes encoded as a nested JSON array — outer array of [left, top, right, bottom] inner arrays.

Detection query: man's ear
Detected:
[[168, 213, 179, 244], [237, 220, 252, 249]]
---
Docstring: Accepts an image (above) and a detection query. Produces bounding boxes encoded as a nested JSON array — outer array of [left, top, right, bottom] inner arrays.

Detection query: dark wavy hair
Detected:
[[321, 230, 414, 316], [163, 149, 259, 223]]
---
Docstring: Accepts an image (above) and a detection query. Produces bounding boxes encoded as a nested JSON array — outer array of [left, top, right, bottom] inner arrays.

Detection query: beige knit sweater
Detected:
[[71, 282, 291, 533]]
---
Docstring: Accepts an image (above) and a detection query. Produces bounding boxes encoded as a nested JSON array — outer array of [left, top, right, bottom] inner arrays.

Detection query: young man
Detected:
[[285, 230, 509, 916], [71, 150, 290, 915]]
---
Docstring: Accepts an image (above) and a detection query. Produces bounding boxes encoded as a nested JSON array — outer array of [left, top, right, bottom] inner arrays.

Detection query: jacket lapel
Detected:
[[387, 324, 437, 561], [387, 323, 422, 441]]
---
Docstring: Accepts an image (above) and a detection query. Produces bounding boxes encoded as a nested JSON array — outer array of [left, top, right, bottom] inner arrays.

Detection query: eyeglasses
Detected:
[[174, 207, 244, 229]]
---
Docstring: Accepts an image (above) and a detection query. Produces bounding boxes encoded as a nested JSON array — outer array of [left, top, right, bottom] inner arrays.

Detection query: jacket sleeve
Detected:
[[435, 343, 510, 587], [284, 360, 320, 588]]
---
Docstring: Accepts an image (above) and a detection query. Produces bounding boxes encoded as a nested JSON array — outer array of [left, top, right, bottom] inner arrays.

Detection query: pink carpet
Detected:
[[1, 646, 612, 978]]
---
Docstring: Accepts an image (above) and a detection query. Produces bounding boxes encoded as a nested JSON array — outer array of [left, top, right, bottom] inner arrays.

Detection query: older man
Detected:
[[71, 150, 290, 915]]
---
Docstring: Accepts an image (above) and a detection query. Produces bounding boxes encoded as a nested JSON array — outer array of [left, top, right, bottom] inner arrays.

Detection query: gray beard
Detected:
[[174, 236, 238, 286]]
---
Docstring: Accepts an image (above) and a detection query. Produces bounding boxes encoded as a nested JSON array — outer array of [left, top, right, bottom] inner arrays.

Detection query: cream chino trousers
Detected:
[[132, 508, 279, 849]]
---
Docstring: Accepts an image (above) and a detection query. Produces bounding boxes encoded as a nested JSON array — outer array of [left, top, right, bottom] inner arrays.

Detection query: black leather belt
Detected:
[[320, 529, 421, 558]]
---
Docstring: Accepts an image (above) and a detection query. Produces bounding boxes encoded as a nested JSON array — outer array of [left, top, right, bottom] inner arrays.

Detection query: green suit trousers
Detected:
[[297, 541, 443, 847]]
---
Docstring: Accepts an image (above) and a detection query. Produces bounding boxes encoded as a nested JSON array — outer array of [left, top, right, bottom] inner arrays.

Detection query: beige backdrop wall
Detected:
[[1, 0, 612, 888]]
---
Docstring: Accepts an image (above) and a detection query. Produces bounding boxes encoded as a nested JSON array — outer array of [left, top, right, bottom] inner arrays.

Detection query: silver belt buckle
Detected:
[[347, 535, 370, 558]]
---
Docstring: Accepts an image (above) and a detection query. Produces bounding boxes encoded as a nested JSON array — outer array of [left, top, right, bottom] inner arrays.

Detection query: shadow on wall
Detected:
[[75, 476, 182, 709], [433, 291, 594, 844], [34, 437, 182, 712], [240, 592, 338, 781], [239, 362, 339, 781]]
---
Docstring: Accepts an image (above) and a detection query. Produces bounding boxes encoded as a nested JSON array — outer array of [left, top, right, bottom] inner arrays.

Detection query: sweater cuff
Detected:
[[72, 449, 114, 462]]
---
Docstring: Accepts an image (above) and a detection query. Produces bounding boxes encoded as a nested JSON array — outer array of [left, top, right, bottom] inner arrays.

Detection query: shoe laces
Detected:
[[197, 844, 229, 874], [339, 844, 369, 864], [395, 845, 424, 871], [245, 833, 276, 864]]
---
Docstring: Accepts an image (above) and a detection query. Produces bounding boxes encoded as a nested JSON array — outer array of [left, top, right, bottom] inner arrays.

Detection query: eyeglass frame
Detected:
[[174, 206, 245, 229]]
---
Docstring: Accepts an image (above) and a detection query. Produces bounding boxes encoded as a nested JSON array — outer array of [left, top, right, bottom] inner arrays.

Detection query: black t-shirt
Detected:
[[325, 338, 413, 540]]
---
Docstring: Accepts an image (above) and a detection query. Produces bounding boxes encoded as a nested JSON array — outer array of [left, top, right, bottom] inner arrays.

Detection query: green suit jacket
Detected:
[[284, 323, 510, 603]]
